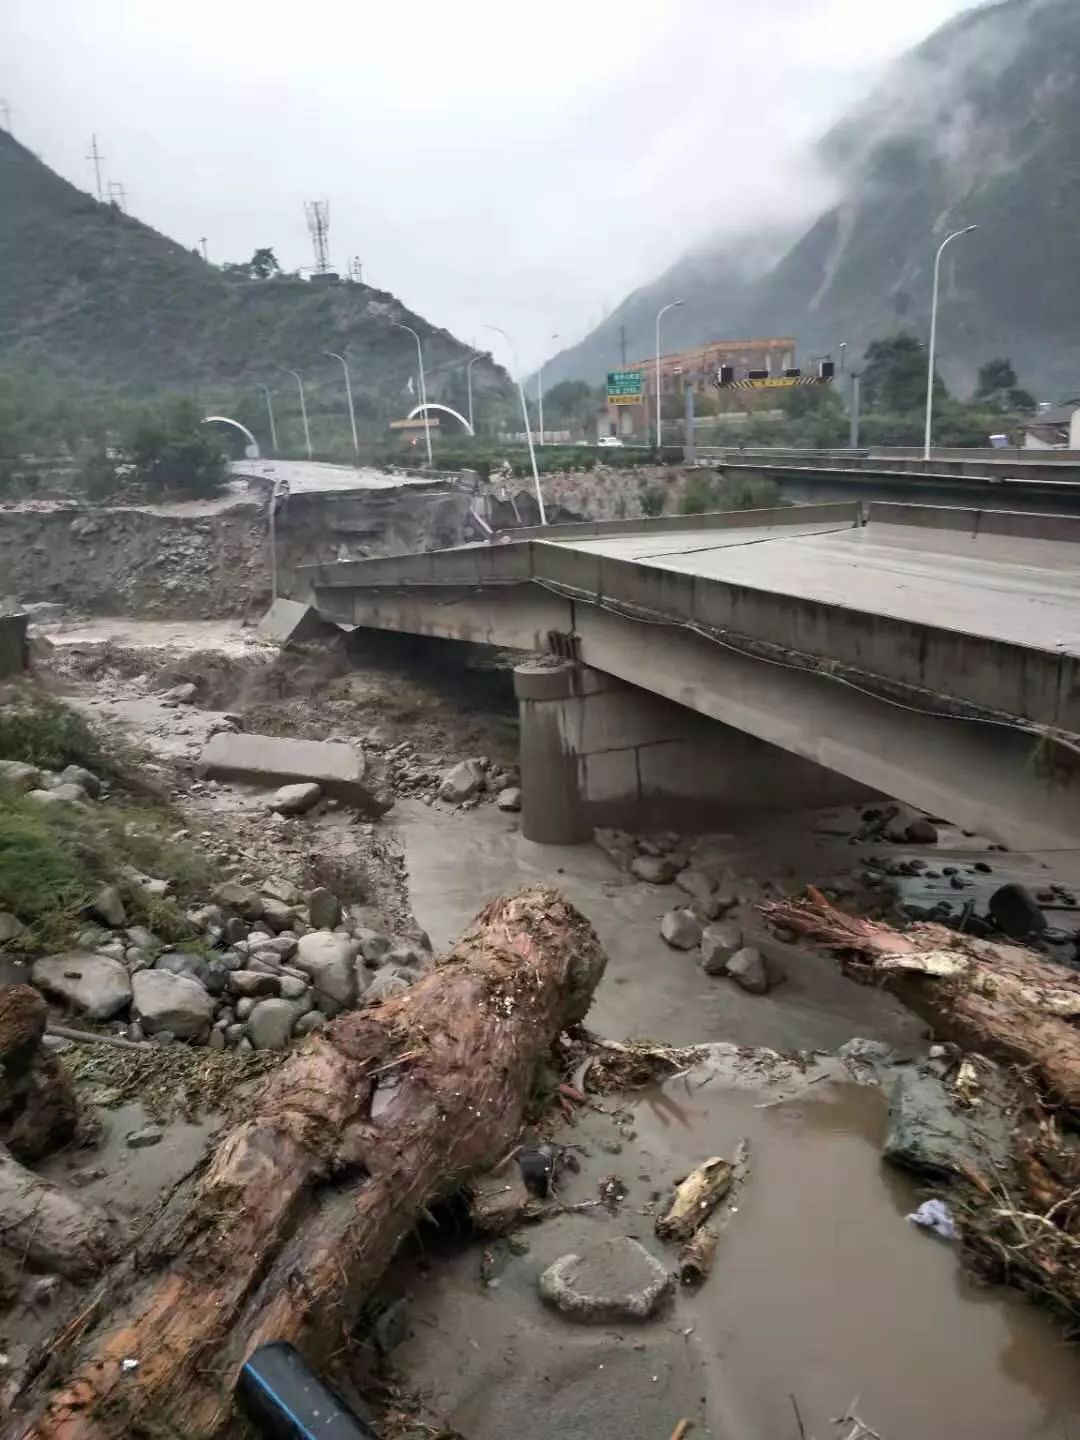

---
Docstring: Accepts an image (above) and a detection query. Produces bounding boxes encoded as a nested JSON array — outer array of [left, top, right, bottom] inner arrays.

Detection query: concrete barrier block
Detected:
[[0, 612, 28, 676], [257, 599, 336, 646], [198, 732, 392, 815]]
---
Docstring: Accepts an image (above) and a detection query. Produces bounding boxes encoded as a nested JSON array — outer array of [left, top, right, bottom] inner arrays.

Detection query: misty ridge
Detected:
[[546, 0, 1079, 399]]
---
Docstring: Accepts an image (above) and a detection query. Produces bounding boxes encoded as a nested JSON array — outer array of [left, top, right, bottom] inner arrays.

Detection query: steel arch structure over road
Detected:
[[406, 403, 474, 436]]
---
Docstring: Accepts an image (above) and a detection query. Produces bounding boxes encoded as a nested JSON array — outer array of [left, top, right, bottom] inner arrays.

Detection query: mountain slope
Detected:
[[0, 130, 509, 414], [548, 0, 1080, 399]]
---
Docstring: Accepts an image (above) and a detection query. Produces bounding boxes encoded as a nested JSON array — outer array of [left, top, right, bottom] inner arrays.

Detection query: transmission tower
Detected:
[[349, 255, 364, 284], [0, 100, 11, 134], [107, 180, 128, 213], [86, 134, 105, 201], [304, 200, 331, 275]]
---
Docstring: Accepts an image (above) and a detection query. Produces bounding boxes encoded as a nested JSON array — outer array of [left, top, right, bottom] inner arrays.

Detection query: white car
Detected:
[[596, 436, 624, 448]]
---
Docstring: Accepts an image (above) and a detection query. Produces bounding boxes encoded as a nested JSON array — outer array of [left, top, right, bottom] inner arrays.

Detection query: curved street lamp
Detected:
[[924, 226, 977, 460], [484, 323, 546, 526], [391, 322, 432, 467], [256, 385, 277, 454], [284, 369, 312, 459], [465, 352, 483, 435], [655, 300, 683, 449], [323, 351, 359, 455], [537, 332, 559, 446]]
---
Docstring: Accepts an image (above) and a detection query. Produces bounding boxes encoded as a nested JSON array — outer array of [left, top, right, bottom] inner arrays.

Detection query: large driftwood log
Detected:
[[12, 885, 605, 1440], [763, 887, 1080, 1111]]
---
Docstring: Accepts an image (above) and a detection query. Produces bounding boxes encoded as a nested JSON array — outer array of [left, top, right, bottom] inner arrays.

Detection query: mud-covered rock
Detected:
[[631, 855, 677, 885], [539, 1237, 673, 1323], [307, 888, 341, 930], [32, 953, 132, 1020], [438, 759, 485, 804], [660, 909, 702, 951], [59, 764, 102, 798], [132, 969, 214, 1041], [496, 786, 522, 812], [725, 946, 770, 995], [268, 782, 322, 816], [246, 998, 296, 1051], [700, 920, 743, 975], [294, 932, 356, 1009], [989, 882, 1046, 939]]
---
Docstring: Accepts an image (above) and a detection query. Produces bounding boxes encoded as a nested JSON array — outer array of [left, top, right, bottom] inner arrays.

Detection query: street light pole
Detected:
[[838, 342, 847, 375], [485, 323, 546, 526], [323, 351, 359, 455], [466, 353, 482, 436], [285, 369, 312, 459], [257, 384, 278, 454], [537, 332, 559, 445], [391, 321, 432, 467], [655, 300, 683, 449], [924, 225, 977, 461]]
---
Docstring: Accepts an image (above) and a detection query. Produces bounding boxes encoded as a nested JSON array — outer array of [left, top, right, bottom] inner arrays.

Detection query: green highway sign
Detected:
[[607, 369, 644, 403]]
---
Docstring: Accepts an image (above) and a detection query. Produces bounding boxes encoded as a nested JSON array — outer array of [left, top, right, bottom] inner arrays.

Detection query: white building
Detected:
[[1024, 400, 1080, 450]]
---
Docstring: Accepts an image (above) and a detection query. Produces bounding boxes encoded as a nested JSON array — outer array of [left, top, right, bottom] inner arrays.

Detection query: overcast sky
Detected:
[[4, 0, 979, 372]]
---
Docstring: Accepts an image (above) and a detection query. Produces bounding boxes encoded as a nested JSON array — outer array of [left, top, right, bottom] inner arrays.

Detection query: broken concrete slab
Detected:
[[257, 598, 337, 647], [198, 731, 392, 815], [539, 1236, 673, 1323]]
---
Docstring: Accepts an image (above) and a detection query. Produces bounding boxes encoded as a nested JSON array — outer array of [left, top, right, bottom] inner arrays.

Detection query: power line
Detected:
[[86, 133, 105, 201]]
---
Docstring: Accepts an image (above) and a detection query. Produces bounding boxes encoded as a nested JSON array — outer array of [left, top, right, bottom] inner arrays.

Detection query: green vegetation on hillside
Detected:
[[0, 128, 514, 466]]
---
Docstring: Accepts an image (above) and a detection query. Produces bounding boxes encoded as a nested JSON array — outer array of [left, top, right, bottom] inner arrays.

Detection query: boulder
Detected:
[[438, 759, 485, 805], [725, 946, 770, 995], [630, 855, 676, 885], [539, 1237, 673, 1323], [0, 760, 42, 793], [88, 885, 126, 929], [131, 969, 214, 1040], [675, 868, 715, 906], [246, 998, 296, 1051], [294, 932, 356, 1009], [307, 888, 341, 930], [26, 784, 87, 807], [700, 920, 743, 975], [0, 912, 25, 943], [213, 881, 264, 920], [228, 970, 281, 998], [259, 897, 296, 933], [249, 933, 298, 961], [278, 975, 310, 1001], [294, 1011, 327, 1038], [496, 786, 522, 812], [268, 782, 322, 816], [155, 952, 212, 987], [124, 926, 159, 952], [364, 970, 410, 1005], [59, 765, 101, 798], [32, 953, 132, 1020], [162, 682, 197, 705], [355, 929, 391, 966], [989, 882, 1046, 938], [883, 1066, 1012, 1177], [904, 817, 939, 844], [660, 909, 702, 951]]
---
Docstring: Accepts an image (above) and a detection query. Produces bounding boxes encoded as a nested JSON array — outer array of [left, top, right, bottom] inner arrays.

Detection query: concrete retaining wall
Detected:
[[0, 613, 28, 676]]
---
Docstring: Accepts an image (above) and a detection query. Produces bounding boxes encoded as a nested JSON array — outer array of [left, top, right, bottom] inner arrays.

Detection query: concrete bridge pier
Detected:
[[514, 658, 872, 845]]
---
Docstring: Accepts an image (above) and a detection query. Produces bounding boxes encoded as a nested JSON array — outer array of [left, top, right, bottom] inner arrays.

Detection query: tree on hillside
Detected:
[[975, 357, 1035, 413], [861, 333, 936, 412], [542, 380, 603, 434], [222, 247, 281, 280], [123, 399, 228, 498]]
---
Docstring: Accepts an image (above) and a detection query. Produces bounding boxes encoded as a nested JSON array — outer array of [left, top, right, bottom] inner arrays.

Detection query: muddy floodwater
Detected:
[[391, 1075, 1080, 1440], [392, 801, 1080, 1440]]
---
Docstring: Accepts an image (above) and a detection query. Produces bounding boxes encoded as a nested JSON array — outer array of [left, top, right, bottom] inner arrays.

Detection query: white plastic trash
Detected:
[[907, 1198, 960, 1242]]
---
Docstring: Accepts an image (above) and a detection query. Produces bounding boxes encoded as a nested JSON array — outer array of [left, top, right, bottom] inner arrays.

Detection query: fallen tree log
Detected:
[[11, 884, 606, 1440], [0, 1145, 117, 1282], [762, 887, 1080, 1113]]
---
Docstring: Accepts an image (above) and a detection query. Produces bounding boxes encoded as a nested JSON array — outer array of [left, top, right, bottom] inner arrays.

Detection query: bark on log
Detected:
[[11, 884, 605, 1440], [763, 887, 1080, 1112]]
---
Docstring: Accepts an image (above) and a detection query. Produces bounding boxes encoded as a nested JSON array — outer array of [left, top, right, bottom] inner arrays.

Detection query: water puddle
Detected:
[[634, 1078, 1080, 1439]]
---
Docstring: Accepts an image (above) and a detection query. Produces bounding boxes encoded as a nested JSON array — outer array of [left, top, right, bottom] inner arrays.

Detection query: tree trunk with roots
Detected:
[[11, 885, 605, 1440], [763, 886, 1080, 1112]]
